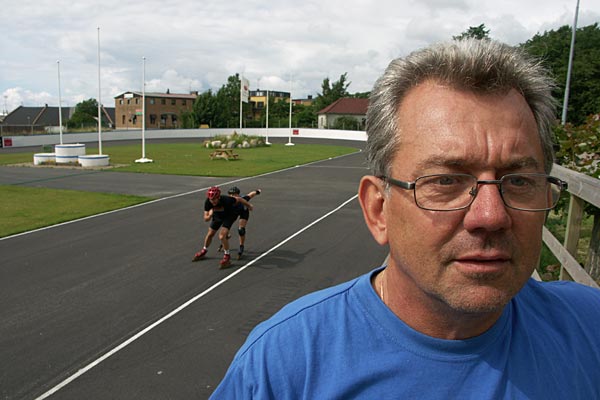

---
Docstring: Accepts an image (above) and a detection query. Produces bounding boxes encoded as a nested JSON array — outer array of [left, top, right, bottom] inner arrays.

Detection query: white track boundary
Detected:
[[34, 194, 358, 400]]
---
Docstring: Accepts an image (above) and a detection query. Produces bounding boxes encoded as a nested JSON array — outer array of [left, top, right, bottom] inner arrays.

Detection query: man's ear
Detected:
[[358, 176, 389, 246]]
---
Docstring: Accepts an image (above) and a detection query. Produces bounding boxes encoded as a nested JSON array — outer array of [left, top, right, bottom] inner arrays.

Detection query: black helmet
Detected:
[[228, 186, 241, 195]]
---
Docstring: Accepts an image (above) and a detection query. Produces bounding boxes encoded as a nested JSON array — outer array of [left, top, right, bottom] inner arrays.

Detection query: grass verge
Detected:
[[0, 185, 152, 238]]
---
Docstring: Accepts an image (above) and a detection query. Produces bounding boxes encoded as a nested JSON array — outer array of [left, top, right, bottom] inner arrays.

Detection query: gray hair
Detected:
[[365, 39, 557, 176]]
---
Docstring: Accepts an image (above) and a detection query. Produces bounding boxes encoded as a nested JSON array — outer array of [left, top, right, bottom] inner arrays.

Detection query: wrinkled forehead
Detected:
[[393, 83, 544, 175]]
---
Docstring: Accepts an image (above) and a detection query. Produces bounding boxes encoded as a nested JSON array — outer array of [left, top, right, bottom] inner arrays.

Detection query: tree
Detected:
[[313, 73, 351, 112], [521, 23, 600, 125], [190, 74, 248, 128], [453, 24, 491, 41], [192, 90, 217, 127], [294, 103, 317, 128], [179, 110, 196, 129], [350, 92, 370, 99], [67, 98, 101, 128], [332, 116, 364, 131], [267, 96, 292, 128], [218, 74, 243, 128]]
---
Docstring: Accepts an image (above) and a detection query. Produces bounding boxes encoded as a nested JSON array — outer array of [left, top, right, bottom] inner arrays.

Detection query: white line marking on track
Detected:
[[34, 194, 359, 400]]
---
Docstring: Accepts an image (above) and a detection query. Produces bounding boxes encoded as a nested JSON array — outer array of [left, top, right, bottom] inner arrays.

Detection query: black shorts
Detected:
[[238, 209, 250, 220], [210, 214, 237, 231]]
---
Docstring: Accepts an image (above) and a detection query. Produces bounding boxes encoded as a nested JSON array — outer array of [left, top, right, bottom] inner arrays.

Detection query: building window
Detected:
[[171, 99, 176, 105], [182, 100, 186, 105], [172, 115, 177, 124], [135, 98, 139, 104], [119, 99, 123, 105], [127, 99, 130, 104], [132, 115, 137, 125], [150, 114, 156, 124], [122, 115, 126, 124], [150, 98, 155, 105], [161, 99, 166, 105]]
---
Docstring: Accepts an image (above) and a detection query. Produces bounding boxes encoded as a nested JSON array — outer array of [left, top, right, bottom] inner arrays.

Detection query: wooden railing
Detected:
[[541, 164, 600, 288]]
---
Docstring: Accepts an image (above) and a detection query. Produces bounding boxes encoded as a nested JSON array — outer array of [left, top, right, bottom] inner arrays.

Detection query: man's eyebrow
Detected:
[[413, 157, 541, 171]]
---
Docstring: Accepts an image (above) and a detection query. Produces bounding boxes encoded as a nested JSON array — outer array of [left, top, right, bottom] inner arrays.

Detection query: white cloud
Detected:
[[1, 0, 598, 113]]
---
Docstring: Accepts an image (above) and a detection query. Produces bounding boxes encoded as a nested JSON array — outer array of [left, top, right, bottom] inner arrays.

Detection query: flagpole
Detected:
[[142, 56, 146, 158], [286, 74, 295, 146], [136, 56, 152, 163], [265, 89, 271, 145], [239, 75, 243, 133], [57, 60, 63, 145], [97, 26, 103, 155]]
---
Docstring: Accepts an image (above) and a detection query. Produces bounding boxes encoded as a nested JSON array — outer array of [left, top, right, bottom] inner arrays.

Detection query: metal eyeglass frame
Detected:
[[379, 173, 569, 212]]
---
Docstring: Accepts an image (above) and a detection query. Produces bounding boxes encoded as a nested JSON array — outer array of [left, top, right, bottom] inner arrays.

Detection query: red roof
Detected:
[[317, 98, 369, 115]]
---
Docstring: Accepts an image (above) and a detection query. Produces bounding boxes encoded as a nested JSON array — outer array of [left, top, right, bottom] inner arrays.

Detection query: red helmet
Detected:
[[207, 186, 221, 199]]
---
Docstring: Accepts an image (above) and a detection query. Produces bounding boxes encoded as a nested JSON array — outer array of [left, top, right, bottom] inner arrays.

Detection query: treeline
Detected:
[[179, 72, 362, 130]]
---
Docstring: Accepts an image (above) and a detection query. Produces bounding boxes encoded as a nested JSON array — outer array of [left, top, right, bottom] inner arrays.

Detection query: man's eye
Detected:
[[438, 176, 456, 185], [506, 175, 530, 187]]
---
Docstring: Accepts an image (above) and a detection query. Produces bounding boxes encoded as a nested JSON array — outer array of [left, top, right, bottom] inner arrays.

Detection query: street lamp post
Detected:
[[57, 60, 63, 145], [265, 90, 271, 145], [136, 56, 153, 163], [286, 74, 295, 146], [561, 0, 580, 125]]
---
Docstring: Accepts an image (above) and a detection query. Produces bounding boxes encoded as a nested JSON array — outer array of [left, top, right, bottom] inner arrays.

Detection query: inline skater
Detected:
[[192, 186, 253, 268]]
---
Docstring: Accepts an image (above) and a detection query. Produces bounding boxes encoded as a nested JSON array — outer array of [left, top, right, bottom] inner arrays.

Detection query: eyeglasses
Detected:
[[380, 173, 568, 212]]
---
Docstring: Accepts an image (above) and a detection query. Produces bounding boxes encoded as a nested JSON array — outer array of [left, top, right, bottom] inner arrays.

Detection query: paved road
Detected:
[[0, 141, 389, 399]]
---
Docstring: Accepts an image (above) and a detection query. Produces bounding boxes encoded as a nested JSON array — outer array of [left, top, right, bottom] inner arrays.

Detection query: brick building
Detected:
[[114, 91, 197, 129]]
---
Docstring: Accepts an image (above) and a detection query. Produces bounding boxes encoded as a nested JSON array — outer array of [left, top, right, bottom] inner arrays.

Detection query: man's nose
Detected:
[[463, 183, 512, 232]]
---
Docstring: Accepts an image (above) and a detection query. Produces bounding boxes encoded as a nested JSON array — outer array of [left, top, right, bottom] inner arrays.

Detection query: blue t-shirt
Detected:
[[211, 268, 600, 399]]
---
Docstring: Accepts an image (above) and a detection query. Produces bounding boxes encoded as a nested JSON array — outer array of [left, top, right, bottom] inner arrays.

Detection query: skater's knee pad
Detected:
[[238, 227, 246, 237]]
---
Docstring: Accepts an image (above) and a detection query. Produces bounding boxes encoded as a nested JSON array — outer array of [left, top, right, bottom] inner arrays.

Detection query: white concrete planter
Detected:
[[79, 154, 110, 167], [55, 143, 86, 164], [33, 153, 56, 165]]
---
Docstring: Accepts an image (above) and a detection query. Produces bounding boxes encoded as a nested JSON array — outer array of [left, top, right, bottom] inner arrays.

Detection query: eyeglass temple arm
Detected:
[[548, 176, 568, 191], [380, 176, 415, 190]]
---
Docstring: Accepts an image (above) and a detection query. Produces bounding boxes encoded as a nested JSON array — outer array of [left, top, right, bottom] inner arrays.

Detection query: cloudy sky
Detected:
[[1, 0, 599, 113]]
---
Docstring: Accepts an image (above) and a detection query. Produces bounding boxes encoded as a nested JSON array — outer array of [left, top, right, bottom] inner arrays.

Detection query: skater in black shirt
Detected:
[[228, 186, 261, 259], [192, 186, 253, 268]]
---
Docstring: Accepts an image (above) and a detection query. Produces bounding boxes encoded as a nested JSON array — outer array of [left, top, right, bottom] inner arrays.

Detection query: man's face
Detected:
[[383, 81, 546, 315], [209, 196, 220, 206]]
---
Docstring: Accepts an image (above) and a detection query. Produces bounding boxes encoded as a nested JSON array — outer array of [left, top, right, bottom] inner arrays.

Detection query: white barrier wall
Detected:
[[1, 128, 366, 148]]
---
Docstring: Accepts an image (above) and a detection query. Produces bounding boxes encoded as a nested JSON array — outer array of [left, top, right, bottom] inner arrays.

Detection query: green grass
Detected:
[[0, 142, 359, 237], [0, 185, 151, 238], [98, 143, 357, 176], [0, 152, 33, 165], [0, 142, 359, 176]]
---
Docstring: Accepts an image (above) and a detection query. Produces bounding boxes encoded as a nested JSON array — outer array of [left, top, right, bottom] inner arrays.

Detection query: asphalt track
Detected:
[[0, 139, 389, 399]]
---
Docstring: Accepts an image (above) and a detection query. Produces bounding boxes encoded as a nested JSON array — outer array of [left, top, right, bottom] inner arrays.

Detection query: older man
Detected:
[[211, 39, 600, 399]]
